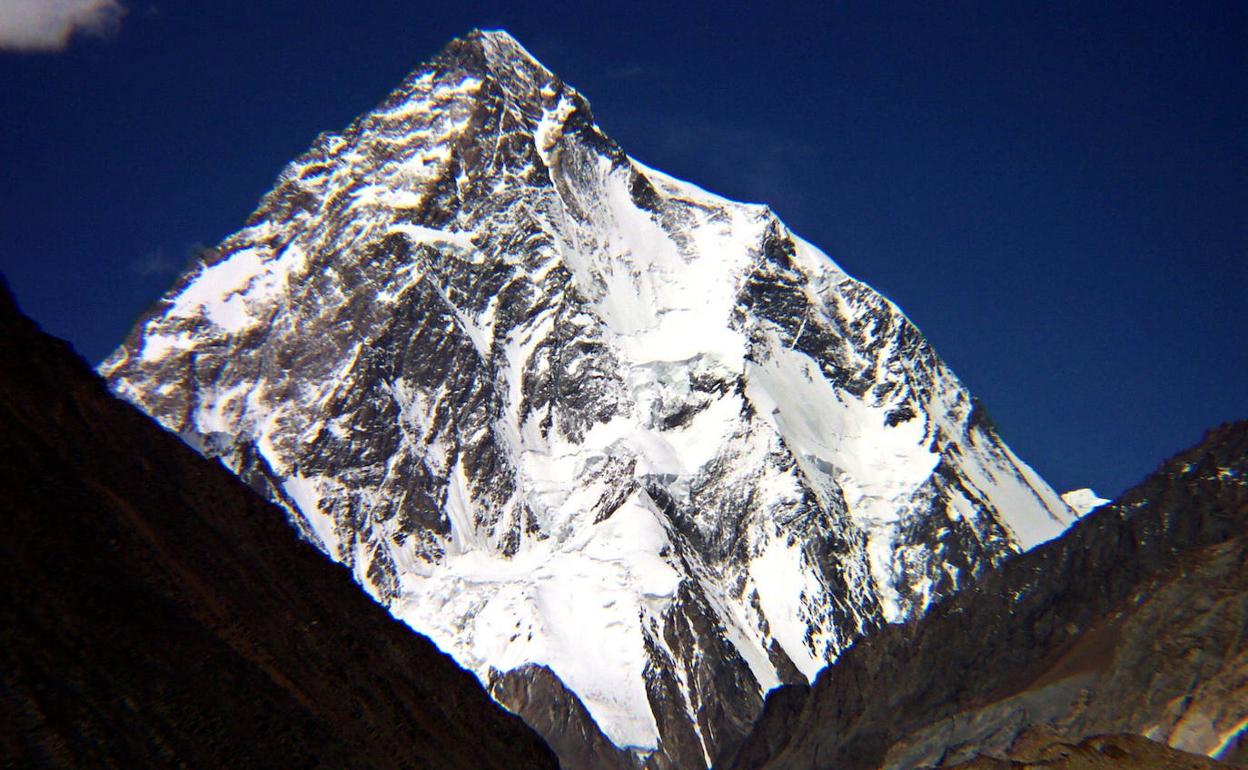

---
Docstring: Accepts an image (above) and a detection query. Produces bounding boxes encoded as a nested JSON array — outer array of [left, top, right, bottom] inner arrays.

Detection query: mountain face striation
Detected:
[[0, 280, 559, 770], [103, 30, 1075, 769]]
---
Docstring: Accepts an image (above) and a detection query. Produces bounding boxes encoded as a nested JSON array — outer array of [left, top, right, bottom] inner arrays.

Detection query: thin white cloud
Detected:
[[0, 0, 125, 53]]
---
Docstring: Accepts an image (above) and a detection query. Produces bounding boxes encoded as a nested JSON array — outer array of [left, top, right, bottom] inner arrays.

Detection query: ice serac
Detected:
[[102, 29, 1075, 769]]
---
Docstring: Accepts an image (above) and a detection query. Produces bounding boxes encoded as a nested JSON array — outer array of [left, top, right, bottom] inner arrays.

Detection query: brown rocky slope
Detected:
[[948, 733, 1231, 769], [0, 279, 559, 769]]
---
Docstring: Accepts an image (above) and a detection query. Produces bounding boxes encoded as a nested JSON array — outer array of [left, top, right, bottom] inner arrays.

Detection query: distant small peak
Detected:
[[1061, 488, 1110, 517]]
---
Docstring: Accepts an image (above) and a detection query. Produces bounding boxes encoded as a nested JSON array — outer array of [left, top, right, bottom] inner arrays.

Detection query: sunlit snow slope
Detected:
[[103, 30, 1075, 770]]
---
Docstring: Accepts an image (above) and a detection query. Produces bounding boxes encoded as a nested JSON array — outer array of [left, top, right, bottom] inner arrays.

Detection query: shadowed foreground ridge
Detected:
[[725, 420, 1248, 769], [0, 279, 558, 769]]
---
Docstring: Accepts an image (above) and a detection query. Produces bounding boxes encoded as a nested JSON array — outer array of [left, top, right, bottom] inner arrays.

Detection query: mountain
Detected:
[[0, 279, 559, 769], [723, 421, 1248, 769], [102, 29, 1075, 769]]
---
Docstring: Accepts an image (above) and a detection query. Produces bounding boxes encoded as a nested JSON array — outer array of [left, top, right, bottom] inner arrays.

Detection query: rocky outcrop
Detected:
[[723, 422, 1248, 769], [491, 665, 642, 770], [0, 279, 558, 769]]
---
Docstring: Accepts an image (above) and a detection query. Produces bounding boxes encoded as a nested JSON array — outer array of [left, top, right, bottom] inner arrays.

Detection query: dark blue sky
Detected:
[[2, 0, 1244, 499]]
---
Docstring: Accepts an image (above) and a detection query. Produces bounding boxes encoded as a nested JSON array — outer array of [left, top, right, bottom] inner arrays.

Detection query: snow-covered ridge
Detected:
[[103, 29, 1076, 769], [1061, 488, 1111, 517]]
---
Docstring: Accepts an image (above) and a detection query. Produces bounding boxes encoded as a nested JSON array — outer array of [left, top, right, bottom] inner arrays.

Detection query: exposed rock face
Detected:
[[490, 664, 641, 770], [724, 422, 1248, 770], [102, 29, 1074, 768], [0, 280, 559, 769]]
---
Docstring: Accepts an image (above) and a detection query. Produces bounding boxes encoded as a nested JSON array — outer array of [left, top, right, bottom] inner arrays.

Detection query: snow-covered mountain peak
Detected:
[[422, 28, 562, 113], [462, 28, 554, 81], [103, 30, 1075, 770]]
